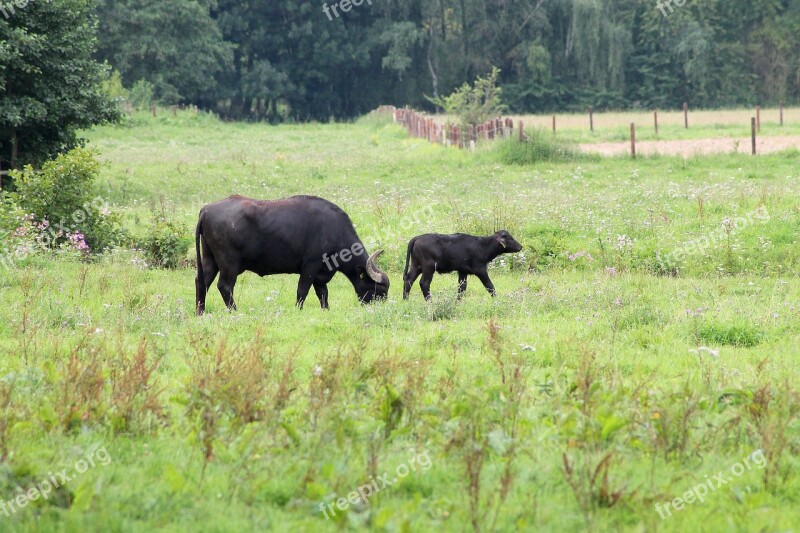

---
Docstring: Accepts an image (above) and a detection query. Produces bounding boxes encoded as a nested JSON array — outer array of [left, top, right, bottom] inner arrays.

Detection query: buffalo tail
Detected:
[[195, 217, 205, 313], [403, 237, 416, 278]]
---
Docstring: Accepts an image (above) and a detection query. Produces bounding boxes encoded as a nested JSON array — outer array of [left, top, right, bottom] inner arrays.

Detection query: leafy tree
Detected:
[[95, 0, 232, 104], [0, 0, 120, 182]]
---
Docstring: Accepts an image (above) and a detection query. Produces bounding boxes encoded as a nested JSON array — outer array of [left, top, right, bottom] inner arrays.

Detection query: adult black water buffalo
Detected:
[[402, 230, 522, 300], [195, 195, 389, 315]]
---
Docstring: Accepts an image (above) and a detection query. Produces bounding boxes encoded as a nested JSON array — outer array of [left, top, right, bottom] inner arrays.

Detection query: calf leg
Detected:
[[217, 272, 238, 311], [403, 265, 422, 300], [313, 281, 329, 309], [475, 270, 496, 297], [419, 267, 435, 301], [457, 271, 468, 299]]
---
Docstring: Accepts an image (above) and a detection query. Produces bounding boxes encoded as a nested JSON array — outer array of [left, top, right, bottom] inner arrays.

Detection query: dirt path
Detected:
[[580, 136, 800, 157]]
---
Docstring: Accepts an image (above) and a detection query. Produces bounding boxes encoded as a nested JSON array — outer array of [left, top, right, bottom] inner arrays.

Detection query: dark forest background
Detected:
[[58, 1, 800, 121]]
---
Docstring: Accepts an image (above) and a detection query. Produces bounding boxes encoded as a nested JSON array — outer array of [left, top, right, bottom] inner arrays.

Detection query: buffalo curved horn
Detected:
[[366, 250, 387, 283]]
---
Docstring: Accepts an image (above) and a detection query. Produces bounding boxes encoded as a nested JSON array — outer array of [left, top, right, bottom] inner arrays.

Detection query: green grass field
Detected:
[[0, 110, 799, 531]]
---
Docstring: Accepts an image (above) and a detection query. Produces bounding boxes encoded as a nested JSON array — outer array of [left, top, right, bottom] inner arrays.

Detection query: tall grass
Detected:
[[493, 131, 582, 164]]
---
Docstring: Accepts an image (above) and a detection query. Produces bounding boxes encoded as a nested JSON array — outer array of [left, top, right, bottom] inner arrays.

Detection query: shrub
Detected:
[[0, 195, 23, 243], [129, 80, 155, 110], [9, 148, 123, 252], [427, 67, 506, 127], [141, 200, 192, 269], [102, 70, 129, 102]]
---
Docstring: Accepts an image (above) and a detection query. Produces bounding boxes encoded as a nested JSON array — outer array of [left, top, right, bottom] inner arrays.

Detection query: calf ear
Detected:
[[496, 235, 507, 249]]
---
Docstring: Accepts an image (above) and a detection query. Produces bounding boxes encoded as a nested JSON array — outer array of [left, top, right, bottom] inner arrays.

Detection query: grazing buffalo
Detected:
[[402, 230, 522, 300], [195, 195, 389, 315]]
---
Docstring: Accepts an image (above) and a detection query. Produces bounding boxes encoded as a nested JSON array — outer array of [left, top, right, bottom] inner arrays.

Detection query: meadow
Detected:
[[0, 109, 799, 532]]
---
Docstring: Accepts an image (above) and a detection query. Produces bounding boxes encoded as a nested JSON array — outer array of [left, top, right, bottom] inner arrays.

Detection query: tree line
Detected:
[[95, 0, 800, 121]]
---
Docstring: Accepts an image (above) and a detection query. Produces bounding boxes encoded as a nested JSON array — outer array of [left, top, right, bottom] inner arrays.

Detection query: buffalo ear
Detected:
[[496, 235, 507, 249]]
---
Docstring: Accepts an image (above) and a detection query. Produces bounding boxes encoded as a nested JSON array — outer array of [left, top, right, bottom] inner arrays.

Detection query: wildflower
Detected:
[[721, 217, 735, 232], [615, 234, 633, 251]]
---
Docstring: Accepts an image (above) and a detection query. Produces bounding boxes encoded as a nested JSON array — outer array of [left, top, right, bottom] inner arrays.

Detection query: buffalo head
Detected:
[[355, 250, 390, 303]]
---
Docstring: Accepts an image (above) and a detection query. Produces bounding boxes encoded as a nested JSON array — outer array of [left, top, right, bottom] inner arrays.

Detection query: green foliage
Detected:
[[102, 70, 129, 102], [140, 201, 191, 269], [129, 80, 155, 110], [83, 0, 800, 121], [0, 0, 120, 172], [94, 0, 232, 104], [428, 68, 506, 126], [0, 194, 23, 243], [9, 148, 122, 252]]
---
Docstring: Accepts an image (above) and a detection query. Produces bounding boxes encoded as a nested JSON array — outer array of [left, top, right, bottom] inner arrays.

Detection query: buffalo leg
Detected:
[[195, 276, 205, 315], [457, 272, 468, 299], [403, 265, 422, 300], [217, 273, 238, 310], [296, 275, 314, 309], [313, 281, 329, 309], [475, 270, 496, 297], [419, 268, 435, 301], [196, 249, 219, 315]]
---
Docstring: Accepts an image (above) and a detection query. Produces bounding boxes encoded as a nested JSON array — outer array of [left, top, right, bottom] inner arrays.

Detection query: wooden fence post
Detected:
[[519, 120, 524, 142], [589, 106, 594, 132], [654, 110, 659, 136], [756, 106, 761, 132], [552, 115, 556, 134], [683, 102, 688, 129], [751, 117, 757, 155], [630, 123, 636, 159], [151, 105, 157, 117], [780, 102, 784, 127]]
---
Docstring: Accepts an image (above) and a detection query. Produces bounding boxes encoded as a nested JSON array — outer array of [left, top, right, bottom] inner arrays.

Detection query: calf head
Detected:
[[494, 230, 523, 253]]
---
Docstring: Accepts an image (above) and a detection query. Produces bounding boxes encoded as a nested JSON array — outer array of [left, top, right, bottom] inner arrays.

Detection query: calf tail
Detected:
[[195, 217, 205, 314], [403, 237, 416, 278]]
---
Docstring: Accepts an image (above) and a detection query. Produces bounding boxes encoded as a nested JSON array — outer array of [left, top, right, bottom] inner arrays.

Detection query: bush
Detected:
[[494, 132, 579, 165], [129, 80, 155, 110], [102, 70, 129, 102], [0, 195, 22, 239], [428, 67, 506, 127], [141, 201, 191, 269], [9, 148, 123, 252]]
